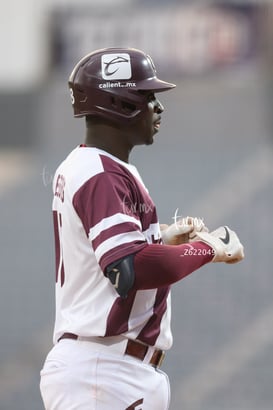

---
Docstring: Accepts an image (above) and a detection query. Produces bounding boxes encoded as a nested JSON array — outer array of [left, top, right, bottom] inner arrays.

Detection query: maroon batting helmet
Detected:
[[68, 47, 176, 123]]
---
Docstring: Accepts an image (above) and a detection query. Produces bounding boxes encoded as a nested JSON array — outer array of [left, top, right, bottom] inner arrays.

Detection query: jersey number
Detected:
[[53, 210, 65, 286], [69, 88, 75, 105]]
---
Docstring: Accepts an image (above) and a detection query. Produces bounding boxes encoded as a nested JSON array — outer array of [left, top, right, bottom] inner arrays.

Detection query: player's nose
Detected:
[[154, 98, 164, 114]]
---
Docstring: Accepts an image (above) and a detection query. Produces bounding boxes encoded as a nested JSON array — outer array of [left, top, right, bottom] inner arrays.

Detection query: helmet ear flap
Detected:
[[109, 96, 136, 114], [102, 93, 141, 122], [121, 100, 137, 115], [110, 96, 118, 109]]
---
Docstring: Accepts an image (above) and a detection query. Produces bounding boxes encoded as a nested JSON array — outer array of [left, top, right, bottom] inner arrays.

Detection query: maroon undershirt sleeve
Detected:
[[133, 241, 214, 289]]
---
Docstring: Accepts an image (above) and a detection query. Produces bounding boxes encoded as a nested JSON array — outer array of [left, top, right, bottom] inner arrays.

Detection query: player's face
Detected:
[[131, 92, 164, 146]]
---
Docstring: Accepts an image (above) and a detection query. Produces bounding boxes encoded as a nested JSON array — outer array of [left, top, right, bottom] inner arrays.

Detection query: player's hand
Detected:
[[193, 226, 244, 263], [161, 217, 208, 245]]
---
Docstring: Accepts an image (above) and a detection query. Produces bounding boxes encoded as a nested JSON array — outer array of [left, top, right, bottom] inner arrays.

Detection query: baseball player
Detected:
[[40, 47, 244, 410]]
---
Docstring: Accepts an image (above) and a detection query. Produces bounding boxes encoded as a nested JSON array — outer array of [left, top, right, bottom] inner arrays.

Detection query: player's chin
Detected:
[[145, 133, 156, 145], [148, 127, 160, 143], [145, 139, 154, 146], [141, 127, 158, 146]]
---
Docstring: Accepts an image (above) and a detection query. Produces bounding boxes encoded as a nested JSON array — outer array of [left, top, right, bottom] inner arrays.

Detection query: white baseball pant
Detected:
[[40, 338, 170, 409]]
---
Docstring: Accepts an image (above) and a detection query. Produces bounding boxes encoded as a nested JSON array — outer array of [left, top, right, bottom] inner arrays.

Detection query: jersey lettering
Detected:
[[54, 174, 65, 202], [53, 210, 65, 286], [151, 233, 162, 244]]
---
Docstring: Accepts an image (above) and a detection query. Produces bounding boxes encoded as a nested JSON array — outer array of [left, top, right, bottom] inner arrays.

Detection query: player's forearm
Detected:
[[133, 242, 214, 289]]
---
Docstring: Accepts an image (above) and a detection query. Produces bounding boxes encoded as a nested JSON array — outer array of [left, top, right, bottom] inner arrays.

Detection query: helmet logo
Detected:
[[101, 53, 132, 80]]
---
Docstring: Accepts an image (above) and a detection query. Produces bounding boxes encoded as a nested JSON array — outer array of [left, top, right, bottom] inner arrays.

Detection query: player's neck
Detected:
[[84, 124, 132, 163]]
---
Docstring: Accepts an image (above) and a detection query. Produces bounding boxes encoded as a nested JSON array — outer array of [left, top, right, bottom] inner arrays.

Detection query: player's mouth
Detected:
[[154, 117, 161, 132]]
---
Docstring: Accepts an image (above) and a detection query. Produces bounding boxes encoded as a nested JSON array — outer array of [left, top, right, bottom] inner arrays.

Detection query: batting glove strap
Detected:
[[194, 226, 244, 264]]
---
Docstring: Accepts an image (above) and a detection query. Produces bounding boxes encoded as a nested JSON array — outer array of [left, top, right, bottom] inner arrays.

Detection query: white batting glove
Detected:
[[161, 217, 208, 245], [188, 217, 209, 241], [193, 226, 244, 263]]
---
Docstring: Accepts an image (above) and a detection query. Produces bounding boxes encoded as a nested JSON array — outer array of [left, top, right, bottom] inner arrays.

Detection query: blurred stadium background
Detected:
[[1, 0, 273, 409]]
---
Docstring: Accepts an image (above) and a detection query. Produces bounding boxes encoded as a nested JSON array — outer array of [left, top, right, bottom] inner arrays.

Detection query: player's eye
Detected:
[[139, 91, 156, 102], [148, 93, 156, 102]]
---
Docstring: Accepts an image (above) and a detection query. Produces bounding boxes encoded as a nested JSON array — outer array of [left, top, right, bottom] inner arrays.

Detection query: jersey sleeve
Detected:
[[73, 171, 148, 271], [134, 241, 214, 289]]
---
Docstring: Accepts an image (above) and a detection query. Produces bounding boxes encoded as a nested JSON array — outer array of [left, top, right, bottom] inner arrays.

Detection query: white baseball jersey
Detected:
[[52, 146, 172, 350]]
